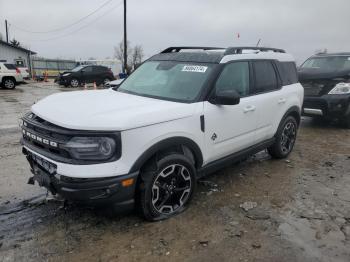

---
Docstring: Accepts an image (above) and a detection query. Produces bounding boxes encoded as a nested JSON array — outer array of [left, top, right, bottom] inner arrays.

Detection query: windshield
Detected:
[[301, 56, 350, 70], [117, 61, 214, 102], [71, 65, 86, 72]]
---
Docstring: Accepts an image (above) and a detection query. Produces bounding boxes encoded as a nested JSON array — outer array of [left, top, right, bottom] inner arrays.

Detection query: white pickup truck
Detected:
[[0, 62, 24, 89]]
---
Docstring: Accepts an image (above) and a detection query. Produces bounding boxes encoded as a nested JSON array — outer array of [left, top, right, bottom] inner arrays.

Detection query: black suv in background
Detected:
[[298, 53, 350, 127], [56, 65, 115, 87]]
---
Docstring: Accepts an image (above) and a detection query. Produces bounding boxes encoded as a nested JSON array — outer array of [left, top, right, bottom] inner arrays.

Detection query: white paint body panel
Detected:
[[26, 51, 304, 179]]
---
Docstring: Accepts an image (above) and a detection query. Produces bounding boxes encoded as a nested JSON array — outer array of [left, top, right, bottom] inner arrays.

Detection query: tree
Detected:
[[131, 45, 144, 70], [114, 40, 144, 73], [10, 38, 21, 47], [114, 40, 132, 73]]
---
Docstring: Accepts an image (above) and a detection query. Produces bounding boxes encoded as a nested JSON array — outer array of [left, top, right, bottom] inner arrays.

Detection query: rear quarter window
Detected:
[[278, 62, 298, 85]]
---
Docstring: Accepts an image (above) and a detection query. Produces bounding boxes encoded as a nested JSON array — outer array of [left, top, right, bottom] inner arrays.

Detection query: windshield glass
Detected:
[[117, 61, 214, 102], [71, 65, 86, 72], [301, 56, 350, 70]]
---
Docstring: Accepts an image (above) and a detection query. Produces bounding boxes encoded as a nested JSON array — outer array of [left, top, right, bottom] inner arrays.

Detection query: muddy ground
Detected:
[[0, 82, 349, 262]]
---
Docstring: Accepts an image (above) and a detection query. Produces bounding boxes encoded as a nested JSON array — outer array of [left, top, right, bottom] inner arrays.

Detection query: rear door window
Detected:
[[4, 64, 17, 70], [251, 61, 278, 94]]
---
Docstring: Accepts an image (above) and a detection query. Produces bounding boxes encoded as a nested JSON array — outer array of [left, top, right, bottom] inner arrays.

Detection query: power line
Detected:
[[10, 0, 115, 34], [26, 1, 123, 42]]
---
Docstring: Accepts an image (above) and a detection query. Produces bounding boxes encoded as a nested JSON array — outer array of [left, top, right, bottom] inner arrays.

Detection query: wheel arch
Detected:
[[2, 76, 17, 84], [274, 106, 301, 136], [129, 136, 203, 174]]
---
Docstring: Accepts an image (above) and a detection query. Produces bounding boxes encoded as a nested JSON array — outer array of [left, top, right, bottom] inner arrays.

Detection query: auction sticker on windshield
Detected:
[[182, 65, 208, 73]]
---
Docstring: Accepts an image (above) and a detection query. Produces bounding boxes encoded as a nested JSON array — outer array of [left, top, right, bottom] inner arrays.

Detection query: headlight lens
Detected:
[[329, 82, 350, 94], [63, 136, 116, 160], [62, 73, 71, 77]]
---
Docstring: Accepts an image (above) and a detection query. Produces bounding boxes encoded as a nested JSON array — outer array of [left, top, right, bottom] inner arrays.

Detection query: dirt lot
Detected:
[[0, 82, 349, 262]]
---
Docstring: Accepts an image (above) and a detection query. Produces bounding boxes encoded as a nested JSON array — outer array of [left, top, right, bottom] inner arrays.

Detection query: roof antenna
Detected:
[[256, 39, 261, 47]]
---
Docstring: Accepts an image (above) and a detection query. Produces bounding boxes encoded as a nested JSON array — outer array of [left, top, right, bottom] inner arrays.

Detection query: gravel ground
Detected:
[[0, 82, 349, 262]]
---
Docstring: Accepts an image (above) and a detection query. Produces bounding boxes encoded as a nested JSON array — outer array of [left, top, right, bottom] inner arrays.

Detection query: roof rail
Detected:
[[161, 46, 225, 53], [224, 46, 285, 55]]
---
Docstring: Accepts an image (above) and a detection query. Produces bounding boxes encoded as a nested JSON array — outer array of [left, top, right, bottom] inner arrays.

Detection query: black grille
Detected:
[[301, 80, 336, 97], [22, 113, 73, 160]]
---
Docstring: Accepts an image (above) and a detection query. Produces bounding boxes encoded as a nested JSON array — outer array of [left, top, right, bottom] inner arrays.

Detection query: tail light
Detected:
[[15, 67, 21, 74]]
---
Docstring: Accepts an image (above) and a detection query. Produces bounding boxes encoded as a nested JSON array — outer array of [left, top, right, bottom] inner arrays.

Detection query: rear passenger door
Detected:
[[250, 60, 286, 142]]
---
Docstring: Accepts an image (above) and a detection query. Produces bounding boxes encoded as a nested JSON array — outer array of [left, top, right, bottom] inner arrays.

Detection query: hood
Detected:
[[31, 90, 197, 131], [298, 67, 350, 81]]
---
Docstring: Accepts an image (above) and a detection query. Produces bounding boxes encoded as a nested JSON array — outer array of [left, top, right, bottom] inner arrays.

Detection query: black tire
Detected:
[[341, 115, 350, 129], [70, 78, 80, 88], [138, 154, 196, 221], [268, 116, 298, 159], [2, 78, 16, 89]]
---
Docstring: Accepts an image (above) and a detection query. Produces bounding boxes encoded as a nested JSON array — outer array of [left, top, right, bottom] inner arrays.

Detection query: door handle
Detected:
[[243, 105, 256, 113], [278, 98, 287, 104]]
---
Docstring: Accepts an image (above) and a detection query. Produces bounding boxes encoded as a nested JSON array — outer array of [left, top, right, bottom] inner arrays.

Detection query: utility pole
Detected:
[[123, 0, 127, 74], [5, 20, 9, 43]]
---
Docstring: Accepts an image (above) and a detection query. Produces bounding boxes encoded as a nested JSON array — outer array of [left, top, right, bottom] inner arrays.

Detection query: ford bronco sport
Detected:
[[299, 52, 350, 127], [21, 46, 303, 221]]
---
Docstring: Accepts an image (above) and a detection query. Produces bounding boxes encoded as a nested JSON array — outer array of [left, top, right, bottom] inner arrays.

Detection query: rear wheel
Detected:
[[103, 78, 111, 85], [268, 116, 298, 159], [2, 78, 16, 89], [139, 154, 196, 221]]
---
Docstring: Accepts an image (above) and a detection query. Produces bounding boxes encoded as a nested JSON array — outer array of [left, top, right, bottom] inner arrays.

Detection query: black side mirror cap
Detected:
[[209, 89, 240, 105]]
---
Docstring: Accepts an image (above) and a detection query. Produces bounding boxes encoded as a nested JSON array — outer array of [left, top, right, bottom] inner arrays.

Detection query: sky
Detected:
[[0, 0, 349, 64]]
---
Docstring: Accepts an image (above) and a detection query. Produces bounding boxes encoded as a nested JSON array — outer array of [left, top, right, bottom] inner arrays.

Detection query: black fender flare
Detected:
[[129, 136, 203, 173], [274, 106, 301, 137], [283, 106, 301, 125]]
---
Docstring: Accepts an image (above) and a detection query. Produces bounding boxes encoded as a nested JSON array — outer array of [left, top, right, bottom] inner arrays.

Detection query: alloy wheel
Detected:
[[4, 79, 15, 89], [151, 164, 192, 214], [70, 79, 79, 87], [280, 121, 296, 154]]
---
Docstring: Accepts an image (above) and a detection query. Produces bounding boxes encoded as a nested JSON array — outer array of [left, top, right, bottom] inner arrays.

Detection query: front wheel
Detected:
[[70, 78, 80, 88], [139, 154, 196, 221], [268, 116, 298, 159]]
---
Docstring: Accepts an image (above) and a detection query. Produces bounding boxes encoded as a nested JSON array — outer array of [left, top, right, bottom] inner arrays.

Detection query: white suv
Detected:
[[0, 62, 24, 89], [21, 46, 303, 221]]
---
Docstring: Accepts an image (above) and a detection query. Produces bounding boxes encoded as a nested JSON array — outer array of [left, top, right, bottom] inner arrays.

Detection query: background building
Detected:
[[0, 40, 36, 76]]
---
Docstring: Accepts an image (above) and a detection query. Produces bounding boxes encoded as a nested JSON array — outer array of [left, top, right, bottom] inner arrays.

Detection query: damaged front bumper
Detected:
[[22, 147, 138, 212], [302, 94, 350, 119]]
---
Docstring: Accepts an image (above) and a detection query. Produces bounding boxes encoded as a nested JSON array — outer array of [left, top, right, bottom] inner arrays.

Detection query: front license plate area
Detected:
[[27, 150, 57, 175]]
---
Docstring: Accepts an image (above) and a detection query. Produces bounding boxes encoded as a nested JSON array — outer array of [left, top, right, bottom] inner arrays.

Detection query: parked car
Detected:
[[21, 46, 303, 221], [14, 59, 30, 79], [0, 62, 23, 89], [299, 52, 350, 127], [55, 65, 115, 87]]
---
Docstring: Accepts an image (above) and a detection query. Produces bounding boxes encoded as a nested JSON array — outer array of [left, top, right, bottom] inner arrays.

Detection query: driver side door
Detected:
[[203, 61, 258, 163]]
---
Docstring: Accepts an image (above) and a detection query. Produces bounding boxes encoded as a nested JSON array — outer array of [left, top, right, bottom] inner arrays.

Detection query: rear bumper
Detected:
[[302, 94, 350, 119], [23, 147, 138, 212]]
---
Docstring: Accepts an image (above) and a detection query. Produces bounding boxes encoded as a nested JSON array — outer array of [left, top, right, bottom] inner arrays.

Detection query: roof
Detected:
[[313, 52, 350, 57], [0, 40, 37, 55], [149, 46, 292, 64]]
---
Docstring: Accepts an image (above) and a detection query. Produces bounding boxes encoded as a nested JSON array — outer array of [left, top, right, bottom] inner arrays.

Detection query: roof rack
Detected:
[[161, 46, 225, 53], [224, 47, 285, 55]]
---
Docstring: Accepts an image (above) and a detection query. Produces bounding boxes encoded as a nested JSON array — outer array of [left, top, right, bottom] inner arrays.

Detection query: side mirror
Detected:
[[209, 89, 240, 105]]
